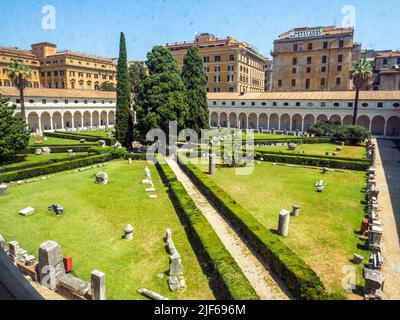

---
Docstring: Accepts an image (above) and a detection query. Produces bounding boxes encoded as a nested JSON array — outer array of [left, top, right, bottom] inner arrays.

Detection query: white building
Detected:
[[0, 88, 117, 132], [208, 91, 400, 136]]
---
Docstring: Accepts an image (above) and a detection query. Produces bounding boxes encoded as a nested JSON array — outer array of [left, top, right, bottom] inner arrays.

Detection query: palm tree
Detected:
[[7, 60, 32, 121], [351, 59, 373, 125]]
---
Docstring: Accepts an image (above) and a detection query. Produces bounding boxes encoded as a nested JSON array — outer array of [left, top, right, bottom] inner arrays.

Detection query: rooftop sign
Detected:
[[289, 28, 322, 39]]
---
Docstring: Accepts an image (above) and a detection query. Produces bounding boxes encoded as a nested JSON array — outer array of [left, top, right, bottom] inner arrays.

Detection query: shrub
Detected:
[[334, 125, 371, 145], [45, 132, 116, 146], [178, 154, 337, 300], [156, 159, 259, 300]]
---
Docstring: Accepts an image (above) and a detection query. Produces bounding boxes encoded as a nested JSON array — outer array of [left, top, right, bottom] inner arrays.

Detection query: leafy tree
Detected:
[[181, 46, 209, 134], [134, 46, 188, 143], [99, 81, 116, 92], [115, 32, 134, 148], [129, 61, 148, 98], [351, 59, 373, 125], [0, 95, 30, 162], [309, 121, 341, 136], [7, 60, 32, 121], [334, 125, 371, 145]]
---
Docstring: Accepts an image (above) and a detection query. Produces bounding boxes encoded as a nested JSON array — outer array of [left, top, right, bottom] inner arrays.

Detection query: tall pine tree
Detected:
[[115, 32, 133, 148], [135, 46, 188, 143], [181, 46, 209, 134]]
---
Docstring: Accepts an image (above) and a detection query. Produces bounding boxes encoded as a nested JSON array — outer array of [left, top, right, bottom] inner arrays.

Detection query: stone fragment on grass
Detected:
[[19, 207, 35, 216]]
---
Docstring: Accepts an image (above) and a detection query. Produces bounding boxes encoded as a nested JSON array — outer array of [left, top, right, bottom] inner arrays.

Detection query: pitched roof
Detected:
[[376, 51, 400, 59], [207, 91, 400, 101], [0, 47, 38, 59], [0, 87, 116, 99]]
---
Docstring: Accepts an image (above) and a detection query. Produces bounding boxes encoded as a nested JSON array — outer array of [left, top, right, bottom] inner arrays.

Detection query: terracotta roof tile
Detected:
[[0, 87, 116, 99]]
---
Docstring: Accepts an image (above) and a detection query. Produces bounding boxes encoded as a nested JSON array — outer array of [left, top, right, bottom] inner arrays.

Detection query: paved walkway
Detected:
[[166, 157, 289, 300], [374, 138, 400, 300]]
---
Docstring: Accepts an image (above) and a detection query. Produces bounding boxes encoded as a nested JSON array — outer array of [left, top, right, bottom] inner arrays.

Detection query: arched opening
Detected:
[[64, 112, 72, 129], [304, 114, 315, 131], [259, 113, 268, 130], [229, 113, 238, 128], [239, 113, 247, 129], [52, 112, 62, 130], [92, 111, 100, 127], [41, 112, 51, 131], [73, 111, 82, 128], [343, 115, 353, 125], [386, 116, 400, 136], [280, 114, 290, 130], [219, 112, 228, 127], [70, 80, 75, 89], [109, 111, 115, 125], [316, 114, 328, 123], [329, 115, 342, 125], [248, 113, 257, 129], [27, 112, 39, 131], [269, 113, 279, 130], [371, 116, 385, 136], [83, 111, 92, 127], [100, 111, 108, 126], [211, 112, 218, 127], [357, 115, 370, 130], [291, 114, 302, 131]]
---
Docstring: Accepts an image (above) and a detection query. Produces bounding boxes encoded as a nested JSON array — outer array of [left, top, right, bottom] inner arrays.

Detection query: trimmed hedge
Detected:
[[45, 131, 116, 146], [245, 137, 332, 145], [0, 154, 113, 183], [24, 145, 95, 154], [155, 159, 259, 300], [255, 152, 370, 171], [178, 154, 339, 300]]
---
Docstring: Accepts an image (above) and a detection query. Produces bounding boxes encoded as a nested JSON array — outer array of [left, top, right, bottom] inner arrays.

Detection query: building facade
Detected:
[[166, 33, 268, 93], [0, 42, 116, 91], [264, 60, 273, 91], [371, 52, 400, 91], [0, 87, 116, 132], [208, 91, 400, 136], [271, 26, 361, 92]]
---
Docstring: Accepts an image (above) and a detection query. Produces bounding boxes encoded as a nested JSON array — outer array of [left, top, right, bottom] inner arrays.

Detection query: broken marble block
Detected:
[[96, 172, 108, 184], [19, 207, 35, 216]]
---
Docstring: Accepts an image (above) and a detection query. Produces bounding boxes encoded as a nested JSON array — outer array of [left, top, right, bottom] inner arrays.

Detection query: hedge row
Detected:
[[155, 159, 259, 300], [177, 154, 338, 300], [45, 131, 116, 146], [0, 154, 113, 183], [246, 137, 332, 145], [24, 145, 95, 154], [254, 152, 370, 171]]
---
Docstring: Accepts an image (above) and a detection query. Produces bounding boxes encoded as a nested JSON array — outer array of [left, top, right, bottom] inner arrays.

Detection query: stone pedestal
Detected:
[[123, 224, 133, 241], [38, 241, 66, 290], [8, 241, 20, 258], [91, 270, 106, 300], [209, 154, 216, 175], [278, 210, 290, 237], [291, 204, 301, 217], [128, 158, 132, 165], [0, 184, 8, 196], [364, 268, 385, 298], [169, 253, 184, 276]]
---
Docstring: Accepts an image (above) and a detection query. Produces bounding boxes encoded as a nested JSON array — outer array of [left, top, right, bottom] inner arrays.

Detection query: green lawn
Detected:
[[191, 159, 368, 296], [0, 153, 89, 172], [249, 133, 297, 140], [255, 143, 367, 159], [0, 160, 214, 300], [29, 136, 90, 146], [75, 130, 110, 138]]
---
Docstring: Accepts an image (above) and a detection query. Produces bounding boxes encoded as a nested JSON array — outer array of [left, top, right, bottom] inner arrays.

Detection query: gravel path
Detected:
[[374, 138, 400, 300], [166, 157, 289, 300]]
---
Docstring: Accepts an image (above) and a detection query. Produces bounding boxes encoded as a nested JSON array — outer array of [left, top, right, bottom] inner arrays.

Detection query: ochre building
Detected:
[[271, 26, 361, 92], [166, 33, 268, 93], [0, 42, 116, 91]]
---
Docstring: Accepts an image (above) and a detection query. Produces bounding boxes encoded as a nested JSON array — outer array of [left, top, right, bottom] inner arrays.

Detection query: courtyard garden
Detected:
[[0, 160, 216, 300], [183, 156, 369, 298]]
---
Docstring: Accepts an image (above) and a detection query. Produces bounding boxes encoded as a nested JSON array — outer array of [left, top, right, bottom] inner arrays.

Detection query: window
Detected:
[[231, 101, 235, 106], [278, 80, 282, 87], [28, 99, 35, 104], [362, 103, 368, 107], [321, 102, 326, 107], [338, 54, 343, 63], [307, 102, 314, 107], [292, 58, 297, 65], [348, 102, 353, 107], [42, 99, 47, 104], [65, 100, 69, 104], [306, 67, 311, 73], [215, 55, 221, 62], [320, 78, 326, 86], [377, 102, 383, 108], [262, 102, 267, 106], [228, 65, 234, 72], [336, 77, 341, 86], [53, 100, 59, 104], [322, 56, 327, 64], [337, 65, 342, 72], [321, 66, 327, 72], [251, 102, 256, 106], [293, 44, 298, 51], [214, 66, 220, 72], [307, 57, 312, 64], [296, 102, 301, 107], [284, 102, 289, 106], [308, 43, 313, 50], [204, 56, 209, 63], [78, 72, 83, 77], [227, 75, 234, 82], [383, 59, 388, 66], [393, 103, 400, 108], [86, 73, 91, 78], [292, 68, 296, 73], [241, 102, 246, 106], [291, 79, 296, 87], [84, 100, 88, 104], [214, 75, 221, 83], [47, 72, 51, 76], [305, 79, 310, 89], [397, 58, 400, 65], [228, 87, 234, 92], [204, 66, 209, 73], [74, 100, 79, 104], [222, 101, 226, 105], [334, 102, 340, 107], [229, 54, 235, 61], [323, 41, 328, 49]]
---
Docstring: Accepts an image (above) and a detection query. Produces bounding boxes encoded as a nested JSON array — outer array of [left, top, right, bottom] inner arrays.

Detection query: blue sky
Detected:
[[0, 0, 397, 60]]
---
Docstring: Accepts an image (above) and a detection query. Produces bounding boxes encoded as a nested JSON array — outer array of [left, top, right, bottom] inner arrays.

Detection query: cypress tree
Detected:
[[135, 46, 188, 143], [181, 46, 210, 134], [115, 32, 133, 148]]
